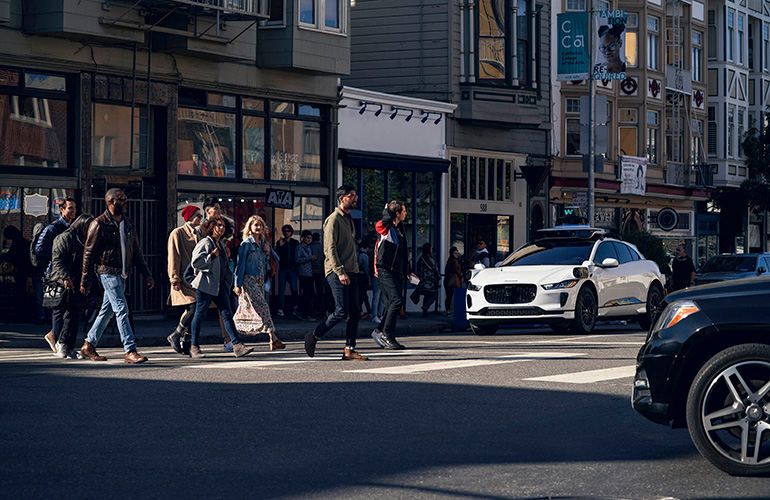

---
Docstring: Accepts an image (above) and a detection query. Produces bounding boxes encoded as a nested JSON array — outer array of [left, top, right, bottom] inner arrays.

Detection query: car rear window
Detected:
[[502, 241, 594, 266], [700, 256, 757, 273]]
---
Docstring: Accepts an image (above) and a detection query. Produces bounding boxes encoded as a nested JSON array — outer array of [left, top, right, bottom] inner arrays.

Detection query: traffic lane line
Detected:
[[523, 365, 636, 384], [344, 352, 585, 374]]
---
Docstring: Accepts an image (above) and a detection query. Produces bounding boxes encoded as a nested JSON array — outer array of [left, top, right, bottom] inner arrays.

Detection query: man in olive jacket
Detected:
[[305, 185, 368, 360], [79, 188, 154, 364]]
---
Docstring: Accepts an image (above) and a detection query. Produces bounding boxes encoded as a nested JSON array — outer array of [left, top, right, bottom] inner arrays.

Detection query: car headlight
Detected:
[[653, 300, 700, 331], [467, 281, 481, 291], [541, 279, 579, 290]]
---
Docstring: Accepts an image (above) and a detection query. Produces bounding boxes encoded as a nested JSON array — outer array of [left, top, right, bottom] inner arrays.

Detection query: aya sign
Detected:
[[265, 189, 294, 209]]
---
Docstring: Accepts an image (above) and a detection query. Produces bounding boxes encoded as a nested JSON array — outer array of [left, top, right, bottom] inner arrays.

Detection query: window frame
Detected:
[[475, 0, 534, 88], [647, 16, 660, 71], [692, 31, 703, 82], [298, 0, 345, 34]]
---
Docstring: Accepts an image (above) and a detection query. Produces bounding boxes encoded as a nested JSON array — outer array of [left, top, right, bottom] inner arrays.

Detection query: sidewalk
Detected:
[[0, 312, 456, 350]]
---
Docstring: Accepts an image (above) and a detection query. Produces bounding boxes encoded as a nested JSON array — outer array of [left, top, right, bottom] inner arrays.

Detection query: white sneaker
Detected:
[[371, 316, 381, 324], [223, 341, 234, 353], [54, 342, 68, 359], [277, 309, 285, 317]]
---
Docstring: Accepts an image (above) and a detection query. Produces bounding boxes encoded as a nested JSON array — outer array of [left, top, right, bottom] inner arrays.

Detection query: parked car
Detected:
[[694, 253, 770, 285], [632, 276, 770, 476], [465, 227, 665, 335]]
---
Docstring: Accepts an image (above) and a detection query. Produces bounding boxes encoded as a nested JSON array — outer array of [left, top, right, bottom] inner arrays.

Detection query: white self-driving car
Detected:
[[465, 227, 665, 335]]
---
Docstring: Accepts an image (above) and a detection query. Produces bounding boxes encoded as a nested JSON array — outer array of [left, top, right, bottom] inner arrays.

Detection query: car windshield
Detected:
[[700, 256, 757, 273], [501, 241, 594, 267]]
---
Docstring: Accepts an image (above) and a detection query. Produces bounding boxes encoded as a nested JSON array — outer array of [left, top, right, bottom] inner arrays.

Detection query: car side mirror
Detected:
[[474, 263, 485, 270], [600, 257, 619, 268], [758, 267, 767, 274]]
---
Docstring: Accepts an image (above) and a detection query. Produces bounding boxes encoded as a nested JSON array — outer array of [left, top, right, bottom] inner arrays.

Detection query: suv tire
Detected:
[[570, 286, 597, 334], [638, 283, 664, 331]]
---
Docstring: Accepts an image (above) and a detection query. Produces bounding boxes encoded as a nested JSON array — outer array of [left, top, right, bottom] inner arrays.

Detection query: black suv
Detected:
[[633, 276, 770, 476]]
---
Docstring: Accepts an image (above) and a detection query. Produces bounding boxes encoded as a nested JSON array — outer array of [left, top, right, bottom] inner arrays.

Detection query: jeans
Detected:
[[86, 274, 137, 353], [413, 289, 437, 311], [377, 269, 403, 338], [298, 275, 315, 318], [371, 277, 385, 318], [53, 292, 82, 350], [357, 274, 371, 314], [314, 272, 360, 348], [190, 286, 241, 347], [277, 269, 298, 311]]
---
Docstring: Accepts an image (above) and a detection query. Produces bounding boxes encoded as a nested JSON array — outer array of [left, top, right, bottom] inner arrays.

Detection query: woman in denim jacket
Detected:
[[233, 215, 285, 350]]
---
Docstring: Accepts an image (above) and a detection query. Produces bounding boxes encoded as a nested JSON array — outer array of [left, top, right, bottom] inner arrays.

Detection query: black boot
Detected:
[[182, 334, 191, 356], [167, 331, 184, 355]]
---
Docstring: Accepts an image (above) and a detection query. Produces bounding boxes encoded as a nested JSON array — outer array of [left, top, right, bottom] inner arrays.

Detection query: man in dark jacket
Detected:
[[79, 188, 154, 363], [275, 223, 300, 318], [371, 201, 417, 350]]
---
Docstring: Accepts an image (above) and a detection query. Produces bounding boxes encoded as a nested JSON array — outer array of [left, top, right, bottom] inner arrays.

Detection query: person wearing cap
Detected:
[[166, 204, 202, 355]]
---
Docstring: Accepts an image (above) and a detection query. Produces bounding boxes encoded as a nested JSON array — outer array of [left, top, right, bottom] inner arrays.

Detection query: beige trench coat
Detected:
[[167, 222, 200, 306]]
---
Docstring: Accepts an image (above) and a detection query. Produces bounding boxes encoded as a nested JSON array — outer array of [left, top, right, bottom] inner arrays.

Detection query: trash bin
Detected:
[[453, 287, 469, 329]]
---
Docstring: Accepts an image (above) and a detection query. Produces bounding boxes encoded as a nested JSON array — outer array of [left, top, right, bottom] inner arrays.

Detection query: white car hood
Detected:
[[470, 265, 578, 286]]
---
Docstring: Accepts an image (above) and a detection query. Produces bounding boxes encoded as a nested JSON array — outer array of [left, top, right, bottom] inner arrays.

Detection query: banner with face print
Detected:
[[620, 155, 647, 195], [593, 10, 627, 80]]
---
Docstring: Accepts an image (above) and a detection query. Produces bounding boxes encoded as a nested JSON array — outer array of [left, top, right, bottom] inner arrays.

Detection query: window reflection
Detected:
[[0, 94, 68, 169], [270, 118, 320, 182], [177, 108, 236, 178], [242, 115, 265, 179], [92, 103, 149, 169]]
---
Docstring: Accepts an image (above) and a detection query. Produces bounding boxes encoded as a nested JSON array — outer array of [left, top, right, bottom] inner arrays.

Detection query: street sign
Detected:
[[557, 13, 590, 81]]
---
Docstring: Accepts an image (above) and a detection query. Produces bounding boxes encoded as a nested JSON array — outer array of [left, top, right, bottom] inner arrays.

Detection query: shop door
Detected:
[[452, 214, 513, 268], [92, 181, 163, 315]]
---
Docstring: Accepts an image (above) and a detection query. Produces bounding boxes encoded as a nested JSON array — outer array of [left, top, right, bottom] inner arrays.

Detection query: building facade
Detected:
[[0, 0, 349, 320], [343, 0, 552, 271], [706, 0, 770, 254], [550, 0, 712, 265]]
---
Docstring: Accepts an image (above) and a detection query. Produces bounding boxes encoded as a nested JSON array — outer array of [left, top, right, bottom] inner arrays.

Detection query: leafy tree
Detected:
[[622, 230, 670, 274], [738, 126, 770, 213]]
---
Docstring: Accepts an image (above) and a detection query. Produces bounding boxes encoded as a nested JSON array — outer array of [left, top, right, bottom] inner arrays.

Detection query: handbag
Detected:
[[446, 274, 460, 289], [42, 278, 69, 309]]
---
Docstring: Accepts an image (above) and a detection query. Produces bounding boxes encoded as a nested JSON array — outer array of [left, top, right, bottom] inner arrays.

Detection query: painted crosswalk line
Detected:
[[344, 352, 585, 374], [523, 365, 636, 384], [183, 349, 445, 369]]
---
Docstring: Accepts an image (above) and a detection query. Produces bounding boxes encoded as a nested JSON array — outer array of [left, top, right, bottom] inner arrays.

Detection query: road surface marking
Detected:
[[183, 350, 444, 369], [344, 352, 584, 374], [524, 365, 636, 384]]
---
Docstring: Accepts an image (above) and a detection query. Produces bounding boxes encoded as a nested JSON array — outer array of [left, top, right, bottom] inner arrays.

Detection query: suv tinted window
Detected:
[[701, 256, 757, 273], [613, 242, 635, 264], [503, 241, 594, 266], [594, 242, 619, 264]]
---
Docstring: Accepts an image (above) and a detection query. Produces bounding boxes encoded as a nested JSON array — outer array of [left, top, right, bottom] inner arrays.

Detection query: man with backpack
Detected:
[[35, 197, 77, 351]]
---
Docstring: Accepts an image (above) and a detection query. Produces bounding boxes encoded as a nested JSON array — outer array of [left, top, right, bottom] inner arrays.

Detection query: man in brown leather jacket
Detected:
[[79, 188, 155, 363]]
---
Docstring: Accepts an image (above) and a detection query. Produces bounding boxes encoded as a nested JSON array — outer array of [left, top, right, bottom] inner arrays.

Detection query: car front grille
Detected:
[[484, 284, 537, 304], [477, 307, 545, 317]]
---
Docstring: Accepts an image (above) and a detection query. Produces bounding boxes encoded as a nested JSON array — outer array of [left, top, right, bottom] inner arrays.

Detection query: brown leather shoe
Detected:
[[80, 341, 107, 361], [232, 342, 254, 358], [124, 350, 148, 364], [342, 347, 369, 361]]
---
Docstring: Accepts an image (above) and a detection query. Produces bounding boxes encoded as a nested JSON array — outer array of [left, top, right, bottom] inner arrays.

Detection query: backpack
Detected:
[[29, 223, 46, 270]]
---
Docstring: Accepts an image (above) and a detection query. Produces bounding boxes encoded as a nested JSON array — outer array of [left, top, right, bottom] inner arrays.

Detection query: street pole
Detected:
[[588, 0, 595, 226]]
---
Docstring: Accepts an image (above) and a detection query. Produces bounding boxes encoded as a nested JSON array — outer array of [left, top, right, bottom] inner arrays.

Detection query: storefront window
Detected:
[[415, 171, 438, 253], [361, 169, 385, 240], [242, 115, 265, 179], [0, 94, 68, 169], [270, 118, 321, 182], [177, 108, 236, 178], [92, 103, 149, 170]]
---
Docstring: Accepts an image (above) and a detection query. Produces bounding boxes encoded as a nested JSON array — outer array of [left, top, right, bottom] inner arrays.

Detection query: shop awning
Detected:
[[339, 149, 450, 174]]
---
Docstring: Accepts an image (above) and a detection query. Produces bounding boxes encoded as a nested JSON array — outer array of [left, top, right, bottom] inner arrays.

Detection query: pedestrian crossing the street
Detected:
[[0, 333, 643, 386]]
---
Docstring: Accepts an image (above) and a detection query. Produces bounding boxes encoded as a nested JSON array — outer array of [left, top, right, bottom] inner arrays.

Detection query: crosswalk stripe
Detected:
[[523, 365, 636, 384], [344, 352, 584, 374], [182, 350, 444, 369]]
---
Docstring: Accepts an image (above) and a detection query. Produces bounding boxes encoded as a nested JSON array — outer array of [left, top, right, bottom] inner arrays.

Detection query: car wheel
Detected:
[[470, 323, 498, 336], [570, 286, 597, 334], [686, 343, 770, 476], [638, 283, 664, 331]]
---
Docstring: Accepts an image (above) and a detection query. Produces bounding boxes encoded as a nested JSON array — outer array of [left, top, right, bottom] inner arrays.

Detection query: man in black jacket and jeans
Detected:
[[371, 201, 417, 350]]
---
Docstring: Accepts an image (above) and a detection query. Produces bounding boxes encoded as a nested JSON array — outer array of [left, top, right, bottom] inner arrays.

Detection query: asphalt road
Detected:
[[1, 324, 767, 500]]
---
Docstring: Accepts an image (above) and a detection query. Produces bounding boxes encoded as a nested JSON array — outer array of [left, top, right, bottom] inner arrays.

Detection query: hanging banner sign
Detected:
[[620, 155, 647, 196], [557, 13, 590, 81], [593, 10, 627, 81], [265, 188, 294, 209]]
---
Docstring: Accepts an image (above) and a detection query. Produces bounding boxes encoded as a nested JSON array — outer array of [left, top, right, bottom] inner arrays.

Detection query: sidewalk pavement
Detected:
[[0, 312, 456, 350]]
